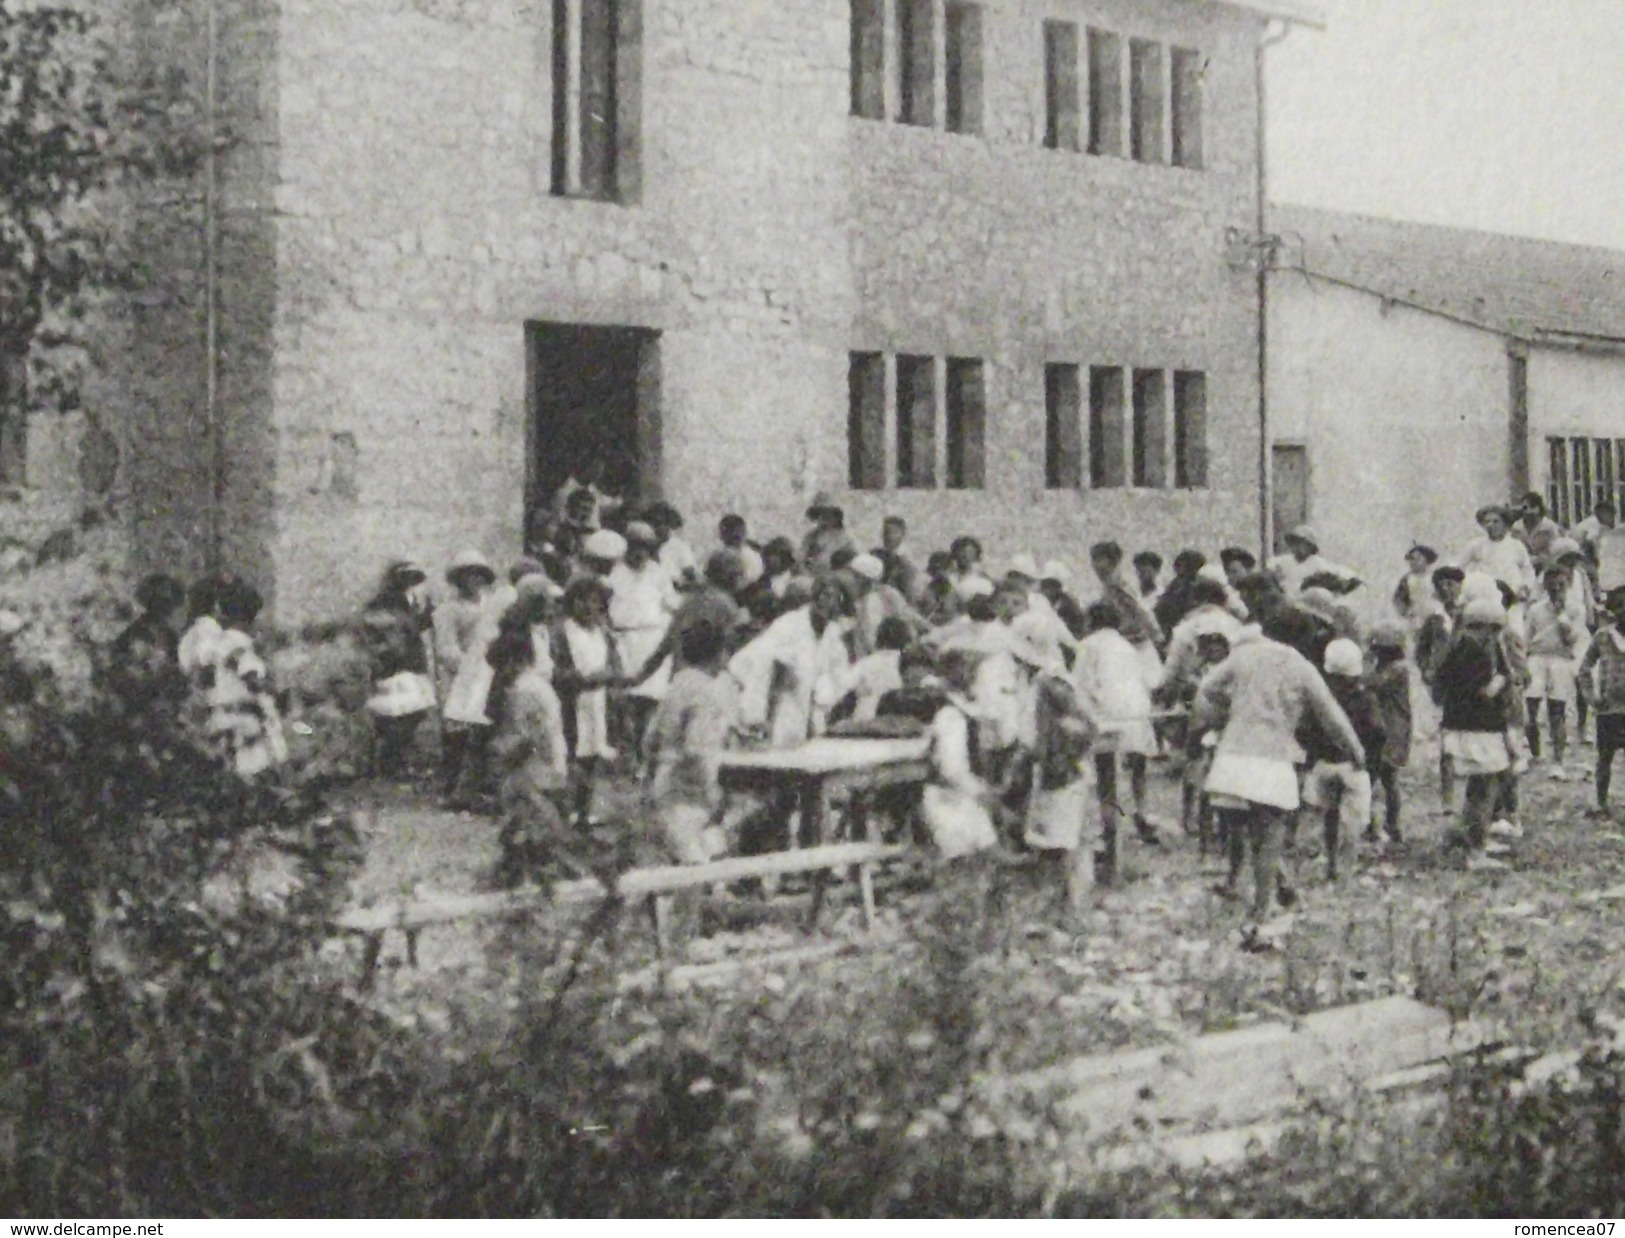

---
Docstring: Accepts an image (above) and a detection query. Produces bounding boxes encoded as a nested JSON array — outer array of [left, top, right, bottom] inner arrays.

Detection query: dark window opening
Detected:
[[1087, 28, 1123, 157], [1171, 46, 1204, 169], [895, 354, 937, 488], [1129, 38, 1164, 164], [850, 0, 885, 119], [1173, 370, 1207, 488], [945, 357, 985, 490], [897, 0, 935, 126], [945, 2, 983, 135], [848, 352, 886, 489], [1043, 20, 1080, 151], [1089, 365, 1125, 488], [1045, 363, 1082, 490], [1131, 368, 1167, 487]]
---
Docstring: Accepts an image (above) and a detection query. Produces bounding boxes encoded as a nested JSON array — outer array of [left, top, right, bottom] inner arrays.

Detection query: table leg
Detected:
[[857, 863, 877, 932], [799, 777, 830, 848]]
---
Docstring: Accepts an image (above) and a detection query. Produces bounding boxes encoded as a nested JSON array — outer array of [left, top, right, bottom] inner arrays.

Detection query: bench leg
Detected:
[[857, 863, 877, 932], [650, 894, 672, 960], [359, 932, 384, 988], [406, 928, 421, 969], [806, 869, 828, 933]]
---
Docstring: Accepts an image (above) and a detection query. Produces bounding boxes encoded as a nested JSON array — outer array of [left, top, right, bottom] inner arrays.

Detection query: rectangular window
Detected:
[[1043, 20, 1080, 151], [1087, 28, 1123, 158], [944, 3, 983, 135], [850, 0, 886, 119], [551, 0, 640, 202], [1547, 435, 1625, 526], [1088, 365, 1125, 489], [578, 0, 618, 196], [848, 352, 886, 490], [1171, 46, 1204, 169], [945, 357, 985, 490], [1129, 38, 1165, 165], [897, 0, 935, 127], [1173, 370, 1208, 488], [896, 354, 937, 488], [1131, 368, 1167, 487], [1045, 363, 1082, 490]]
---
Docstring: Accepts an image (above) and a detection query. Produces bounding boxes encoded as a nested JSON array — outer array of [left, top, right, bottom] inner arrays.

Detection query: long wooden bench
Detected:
[[334, 841, 911, 984]]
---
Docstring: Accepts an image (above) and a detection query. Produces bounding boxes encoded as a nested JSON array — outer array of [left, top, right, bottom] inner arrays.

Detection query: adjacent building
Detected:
[[99, 0, 1317, 623], [1267, 204, 1625, 615]]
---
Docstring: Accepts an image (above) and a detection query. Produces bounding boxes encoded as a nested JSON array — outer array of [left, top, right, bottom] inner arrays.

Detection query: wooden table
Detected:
[[717, 736, 933, 848]]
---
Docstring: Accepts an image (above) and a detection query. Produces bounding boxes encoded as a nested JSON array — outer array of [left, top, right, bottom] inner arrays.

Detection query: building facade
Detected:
[[117, 0, 1308, 623], [1267, 204, 1625, 618]]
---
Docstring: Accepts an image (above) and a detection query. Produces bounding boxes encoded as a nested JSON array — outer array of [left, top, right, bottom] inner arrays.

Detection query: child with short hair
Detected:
[[1366, 624, 1413, 847], [1024, 671, 1097, 913], [837, 615, 911, 723], [1072, 601, 1161, 884], [552, 577, 625, 828], [207, 580, 288, 781], [1180, 623, 1232, 852], [1436, 598, 1515, 862], [1302, 638, 1382, 880], [1579, 587, 1625, 818], [1524, 565, 1583, 771], [642, 619, 742, 864]]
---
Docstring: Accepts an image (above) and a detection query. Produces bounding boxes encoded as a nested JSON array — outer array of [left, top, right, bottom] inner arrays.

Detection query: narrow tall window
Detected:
[[1043, 21, 1080, 151], [1131, 368, 1167, 487], [1129, 38, 1165, 164], [1089, 365, 1125, 489], [1087, 28, 1123, 157], [1171, 46, 1204, 169], [897, 0, 935, 127], [945, 357, 985, 490], [578, 0, 618, 195], [1173, 370, 1208, 488], [896, 354, 937, 488], [551, 0, 641, 202], [1045, 363, 1082, 490], [850, 0, 885, 119], [848, 352, 886, 489], [944, 3, 983, 135]]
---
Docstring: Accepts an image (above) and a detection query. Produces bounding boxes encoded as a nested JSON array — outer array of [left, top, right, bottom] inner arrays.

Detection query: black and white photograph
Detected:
[[5, 0, 1625, 1220]]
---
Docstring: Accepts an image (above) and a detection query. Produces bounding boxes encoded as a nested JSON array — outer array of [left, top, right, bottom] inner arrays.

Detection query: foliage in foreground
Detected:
[[5, 589, 1625, 1217]]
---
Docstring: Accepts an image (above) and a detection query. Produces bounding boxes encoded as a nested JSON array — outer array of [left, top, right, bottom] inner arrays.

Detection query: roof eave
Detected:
[[1217, 0, 1328, 30]]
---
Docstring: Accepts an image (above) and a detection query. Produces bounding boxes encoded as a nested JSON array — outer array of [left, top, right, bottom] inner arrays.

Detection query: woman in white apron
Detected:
[[607, 522, 679, 758]]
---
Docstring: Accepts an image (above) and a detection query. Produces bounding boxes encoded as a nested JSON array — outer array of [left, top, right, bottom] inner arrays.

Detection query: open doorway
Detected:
[[526, 321, 661, 536]]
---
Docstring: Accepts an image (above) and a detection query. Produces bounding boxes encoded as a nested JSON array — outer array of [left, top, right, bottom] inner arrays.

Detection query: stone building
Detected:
[[114, 0, 1319, 623], [1267, 204, 1625, 619]]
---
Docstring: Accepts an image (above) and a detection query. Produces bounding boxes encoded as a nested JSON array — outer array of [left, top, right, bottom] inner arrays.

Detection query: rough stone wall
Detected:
[[843, 0, 1265, 570], [117, 0, 281, 596], [256, 0, 1265, 621]]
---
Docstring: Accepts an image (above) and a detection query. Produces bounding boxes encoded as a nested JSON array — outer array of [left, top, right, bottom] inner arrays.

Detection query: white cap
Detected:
[[959, 576, 996, 600], [850, 552, 885, 582], [1006, 553, 1040, 581], [1324, 637, 1364, 677], [582, 530, 627, 562]]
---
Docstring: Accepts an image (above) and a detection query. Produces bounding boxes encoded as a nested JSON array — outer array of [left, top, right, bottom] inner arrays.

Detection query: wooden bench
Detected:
[[334, 840, 911, 984]]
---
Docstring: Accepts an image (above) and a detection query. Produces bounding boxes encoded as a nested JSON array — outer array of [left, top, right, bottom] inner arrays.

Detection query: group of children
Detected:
[[93, 471, 1625, 940]]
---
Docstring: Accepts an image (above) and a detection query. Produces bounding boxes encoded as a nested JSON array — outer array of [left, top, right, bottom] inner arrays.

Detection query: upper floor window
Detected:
[[850, 0, 982, 135], [551, 0, 642, 203]]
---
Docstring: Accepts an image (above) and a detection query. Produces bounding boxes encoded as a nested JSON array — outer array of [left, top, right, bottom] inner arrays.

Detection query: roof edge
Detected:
[[1217, 0, 1328, 30]]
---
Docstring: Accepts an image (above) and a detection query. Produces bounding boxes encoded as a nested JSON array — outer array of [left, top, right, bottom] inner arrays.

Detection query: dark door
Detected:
[[1271, 443, 1309, 554]]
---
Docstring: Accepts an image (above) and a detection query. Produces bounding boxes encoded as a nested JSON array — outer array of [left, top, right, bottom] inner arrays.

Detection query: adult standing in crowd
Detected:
[[1461, 505, 1536, 603], [1268, 526, 1362, 597], [1512, 491, 1565, 573]]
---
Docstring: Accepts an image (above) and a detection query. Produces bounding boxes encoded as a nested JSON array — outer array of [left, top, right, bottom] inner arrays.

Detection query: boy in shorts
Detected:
[[1579, 587, 1625, 817], [1525, 565, 1583, 772]]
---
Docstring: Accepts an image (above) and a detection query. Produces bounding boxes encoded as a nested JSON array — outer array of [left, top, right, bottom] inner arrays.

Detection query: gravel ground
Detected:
[[326, 734, 1625, 1069]]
